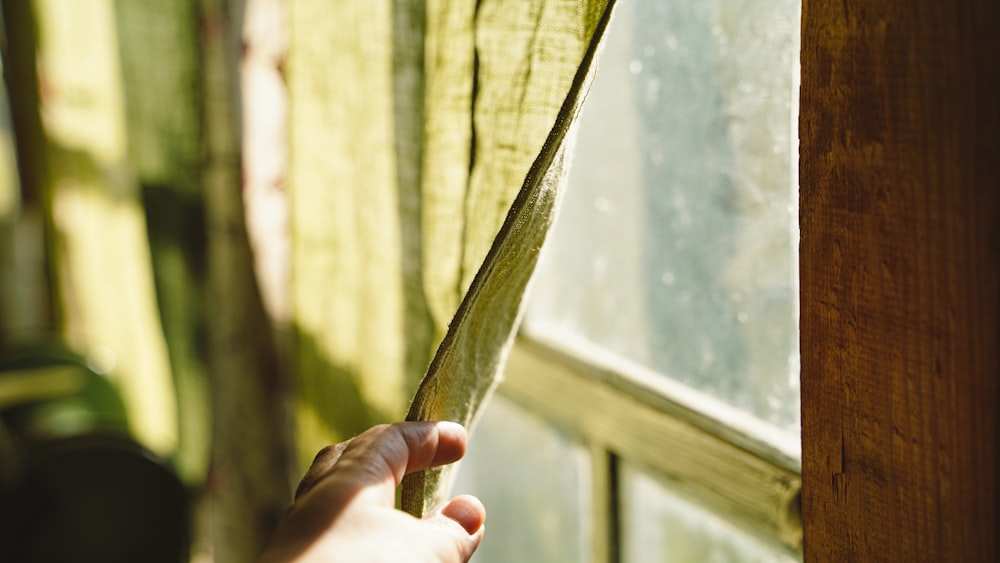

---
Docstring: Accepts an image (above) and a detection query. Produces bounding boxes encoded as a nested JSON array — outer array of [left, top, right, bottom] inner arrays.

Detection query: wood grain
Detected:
[[799, 1, 999, 560]]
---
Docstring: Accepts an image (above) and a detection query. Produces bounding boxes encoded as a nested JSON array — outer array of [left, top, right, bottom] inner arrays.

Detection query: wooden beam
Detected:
[[799, 0, 999, 560]]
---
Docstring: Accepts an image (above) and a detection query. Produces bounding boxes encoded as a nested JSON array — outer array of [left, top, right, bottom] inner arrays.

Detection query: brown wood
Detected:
[[799, 1, 999, 561]]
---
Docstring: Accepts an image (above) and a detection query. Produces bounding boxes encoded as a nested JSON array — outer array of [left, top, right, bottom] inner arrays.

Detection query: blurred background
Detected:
[[1, 0, 307, 560]]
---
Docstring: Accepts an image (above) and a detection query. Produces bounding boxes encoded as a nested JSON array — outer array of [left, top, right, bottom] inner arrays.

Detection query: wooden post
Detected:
[[799, 0, 999, 560]]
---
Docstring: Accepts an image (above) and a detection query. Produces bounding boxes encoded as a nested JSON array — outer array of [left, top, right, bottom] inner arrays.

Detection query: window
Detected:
[[453, 0, 803, 560]]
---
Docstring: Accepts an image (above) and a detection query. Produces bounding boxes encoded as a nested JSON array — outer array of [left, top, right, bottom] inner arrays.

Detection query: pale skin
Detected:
[[260, 421, 486, 563]]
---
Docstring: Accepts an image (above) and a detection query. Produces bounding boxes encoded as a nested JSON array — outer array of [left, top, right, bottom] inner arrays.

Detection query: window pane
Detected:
[[452, 394, 591, 563], [526, 0, 801, 432], [621, 463, 800, 563]]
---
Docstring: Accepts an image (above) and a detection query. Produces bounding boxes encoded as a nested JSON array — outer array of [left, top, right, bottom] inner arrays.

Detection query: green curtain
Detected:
[[7, 0, 179, 457], [2, 0, 291, 560], [1, 0, 618, 557], [288, 0, 617, 514]]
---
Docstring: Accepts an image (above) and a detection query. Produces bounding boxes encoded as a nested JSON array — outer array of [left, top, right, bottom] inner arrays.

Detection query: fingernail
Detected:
[[441, 496, 485, 535], [435, 420, 465, 434]]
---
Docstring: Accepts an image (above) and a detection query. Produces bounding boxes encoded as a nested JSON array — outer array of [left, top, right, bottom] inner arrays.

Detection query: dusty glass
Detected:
[[526, 0, 802, 433], [452, 394, 591, 563], [621, 463, 800, 563]]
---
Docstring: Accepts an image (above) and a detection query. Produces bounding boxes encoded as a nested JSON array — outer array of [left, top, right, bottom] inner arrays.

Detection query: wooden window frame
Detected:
[[501, 334, 803, 561]]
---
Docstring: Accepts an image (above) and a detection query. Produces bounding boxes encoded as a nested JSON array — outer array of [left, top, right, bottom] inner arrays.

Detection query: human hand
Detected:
[[260, 421, 486, 562]]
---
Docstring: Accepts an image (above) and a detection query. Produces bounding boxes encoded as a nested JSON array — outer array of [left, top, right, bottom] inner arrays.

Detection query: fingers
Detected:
[[427, 495, 487, 561], [336, 421, 467, 489], [270, 424, 483, 563], [295, 440, 352, 499], [296, 421, 468, 505], [436, 495, 486, 535]]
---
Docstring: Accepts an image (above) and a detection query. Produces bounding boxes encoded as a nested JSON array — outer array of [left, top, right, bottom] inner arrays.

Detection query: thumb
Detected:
[[426, 495, 486, 561]]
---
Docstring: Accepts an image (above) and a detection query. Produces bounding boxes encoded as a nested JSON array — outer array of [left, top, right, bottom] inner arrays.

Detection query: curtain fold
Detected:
[[7, 2, 292, 559], [2, 0, 620, 557], [403, 0, 619, 515], [290, 2, 408, 459], [289, 0, 617, 511], [114, 0, 211, 486], [19, 0, 178, 456]]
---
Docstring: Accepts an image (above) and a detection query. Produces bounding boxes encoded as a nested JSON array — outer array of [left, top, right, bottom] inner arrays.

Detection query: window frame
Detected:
[[488, 0, 807, 557], [497, 334, 803, 561], [495, 0, 1000, 561]]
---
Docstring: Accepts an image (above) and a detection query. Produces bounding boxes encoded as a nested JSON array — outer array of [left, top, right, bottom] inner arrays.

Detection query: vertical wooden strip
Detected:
[[799, 0, 999, 560], [590, 446, 616, 563]]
